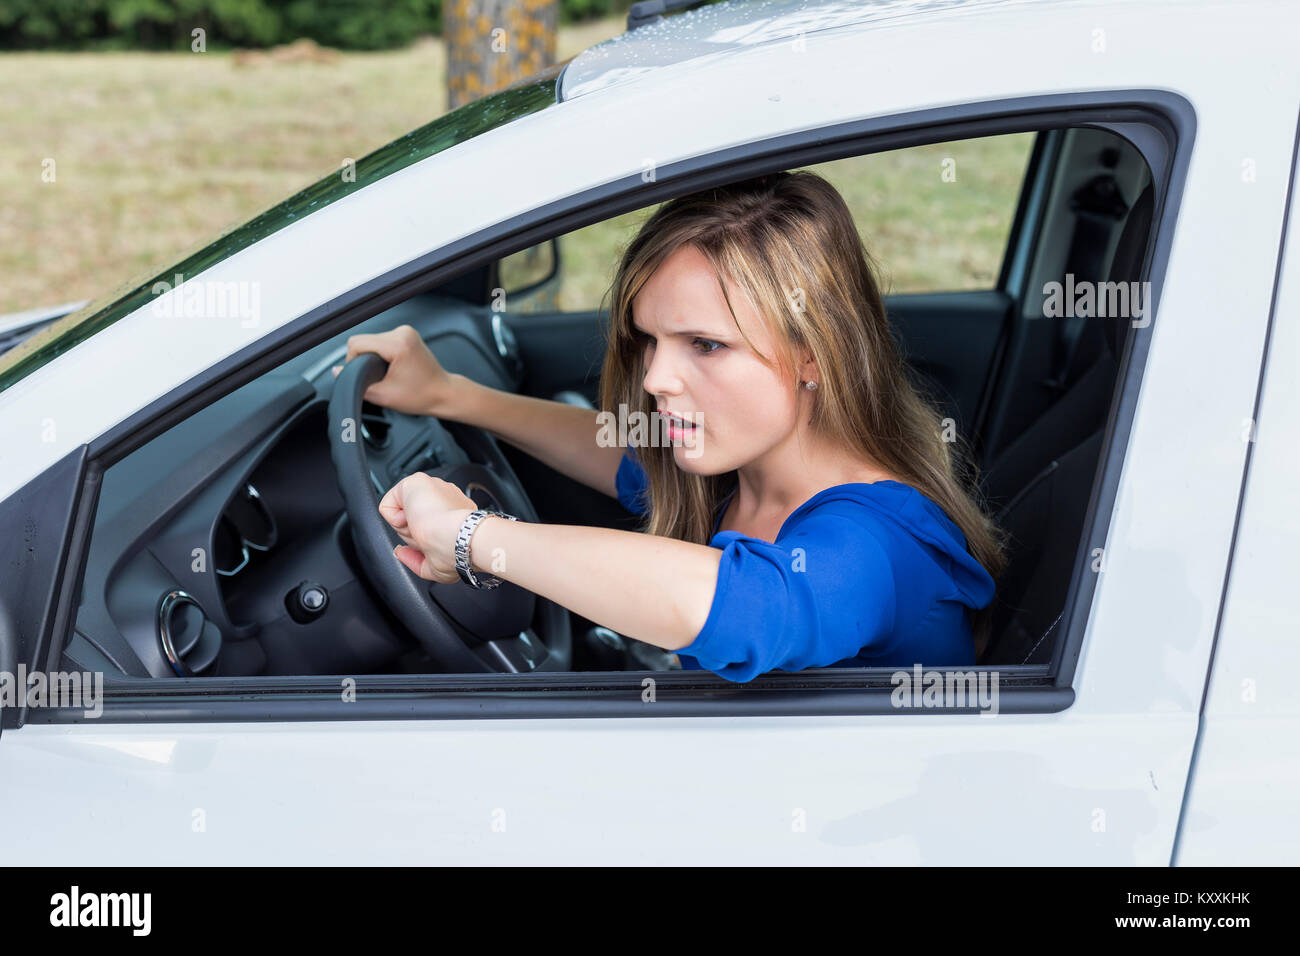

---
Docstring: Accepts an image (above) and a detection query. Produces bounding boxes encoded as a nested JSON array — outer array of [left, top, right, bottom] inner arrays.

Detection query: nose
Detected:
[[641, 340, 684, 400]]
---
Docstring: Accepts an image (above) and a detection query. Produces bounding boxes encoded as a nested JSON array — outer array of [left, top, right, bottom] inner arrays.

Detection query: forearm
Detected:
[[442, 375, 627, 499], [466, 515, 722, 651]]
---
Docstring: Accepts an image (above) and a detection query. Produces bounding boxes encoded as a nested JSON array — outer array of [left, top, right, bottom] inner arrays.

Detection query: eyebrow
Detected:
[[631, 319, 725, 338]]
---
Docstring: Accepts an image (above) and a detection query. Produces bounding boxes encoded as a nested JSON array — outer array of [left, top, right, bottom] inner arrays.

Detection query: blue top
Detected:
[[614, 448, 995, 682]]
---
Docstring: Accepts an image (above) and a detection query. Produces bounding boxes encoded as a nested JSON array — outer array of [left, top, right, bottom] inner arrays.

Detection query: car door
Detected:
[[2, 5, 1295, 863]]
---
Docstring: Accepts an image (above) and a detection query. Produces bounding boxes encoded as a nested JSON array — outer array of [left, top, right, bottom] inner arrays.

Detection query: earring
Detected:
[[803, 380, 818, 391]]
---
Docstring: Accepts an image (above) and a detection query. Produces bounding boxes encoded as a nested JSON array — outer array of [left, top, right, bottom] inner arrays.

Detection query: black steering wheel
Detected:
[[328, 352, 571, 673]]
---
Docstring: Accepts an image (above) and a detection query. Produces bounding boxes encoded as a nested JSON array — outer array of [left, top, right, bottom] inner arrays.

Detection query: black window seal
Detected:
[[20, 88, 1193, 726], [997, 129, 1049, 296], [1044, 114, 1184, 683]]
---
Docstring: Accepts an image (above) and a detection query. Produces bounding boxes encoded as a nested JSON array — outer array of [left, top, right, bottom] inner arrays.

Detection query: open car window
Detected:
[[53, 111, 1167, 715]]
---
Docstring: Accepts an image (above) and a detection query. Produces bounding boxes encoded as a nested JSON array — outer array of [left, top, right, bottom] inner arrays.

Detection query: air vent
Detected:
[[360, 401, 392, 450], [157, 590, 222, 677], [213, 515, 249, 576], [223, 483, 277, 554]]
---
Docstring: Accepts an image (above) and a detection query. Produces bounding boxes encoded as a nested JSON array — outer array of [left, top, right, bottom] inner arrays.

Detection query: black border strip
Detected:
[[996, 127, 1053, 295], [1048, 112, 1188, 683], [26, 89, 1194, 724]]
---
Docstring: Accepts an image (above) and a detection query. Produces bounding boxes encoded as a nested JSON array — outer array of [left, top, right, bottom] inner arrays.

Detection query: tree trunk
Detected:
[[445, 0, 558, 110]]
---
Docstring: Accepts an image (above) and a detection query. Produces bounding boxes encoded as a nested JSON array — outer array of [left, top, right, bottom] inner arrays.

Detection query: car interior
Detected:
[[63, 124, 1155, 681]]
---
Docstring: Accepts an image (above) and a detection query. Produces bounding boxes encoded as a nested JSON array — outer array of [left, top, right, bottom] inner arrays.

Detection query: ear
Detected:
[[797, 348, 819, 385]]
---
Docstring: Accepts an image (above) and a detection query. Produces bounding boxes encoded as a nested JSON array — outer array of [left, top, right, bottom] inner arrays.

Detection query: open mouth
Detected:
[[665, 418, 699, 451], [661, 411, 699, 434]]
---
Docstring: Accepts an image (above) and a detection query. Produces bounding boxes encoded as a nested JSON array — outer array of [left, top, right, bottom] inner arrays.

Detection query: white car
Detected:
[[1, 0, 1297, 865]]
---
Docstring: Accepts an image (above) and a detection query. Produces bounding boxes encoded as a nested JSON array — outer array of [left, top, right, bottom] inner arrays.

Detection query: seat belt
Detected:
[[1043, 173, 1129, 394]]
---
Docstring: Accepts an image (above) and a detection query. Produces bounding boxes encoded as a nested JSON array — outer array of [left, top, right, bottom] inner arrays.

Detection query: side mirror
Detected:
[[498, 237, 560, 303]]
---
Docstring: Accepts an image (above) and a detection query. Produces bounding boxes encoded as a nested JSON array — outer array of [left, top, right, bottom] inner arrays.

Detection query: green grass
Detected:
[[506, 134, 1035, 313], [818, 136, 1035, 295], [1, 16, 1032, 317], [0, 18, 621, 316]]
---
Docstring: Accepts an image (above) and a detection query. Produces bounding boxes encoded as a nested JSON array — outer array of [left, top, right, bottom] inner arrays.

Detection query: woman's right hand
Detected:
[[333, 324, 464, 418]]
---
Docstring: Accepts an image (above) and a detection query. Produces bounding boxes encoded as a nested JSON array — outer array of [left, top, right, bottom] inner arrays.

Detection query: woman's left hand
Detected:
[[377, 473, 476, 583]]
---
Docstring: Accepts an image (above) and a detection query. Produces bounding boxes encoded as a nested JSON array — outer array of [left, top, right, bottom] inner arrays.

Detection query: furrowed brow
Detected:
[[631, 319, 723, 338]]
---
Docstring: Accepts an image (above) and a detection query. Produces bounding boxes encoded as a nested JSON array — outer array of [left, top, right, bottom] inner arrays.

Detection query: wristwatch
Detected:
[[454, 509, 518, 589]]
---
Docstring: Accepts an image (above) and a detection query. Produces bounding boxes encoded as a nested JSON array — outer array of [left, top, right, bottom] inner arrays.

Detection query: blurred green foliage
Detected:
[[0, 0, 644, 50]]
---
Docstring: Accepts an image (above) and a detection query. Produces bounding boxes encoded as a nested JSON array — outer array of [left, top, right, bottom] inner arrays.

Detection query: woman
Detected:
[[335, 171, 1005, 682]]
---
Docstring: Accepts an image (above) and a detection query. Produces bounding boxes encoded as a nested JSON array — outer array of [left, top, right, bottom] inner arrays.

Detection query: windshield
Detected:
[[0, 67, 560, 395]]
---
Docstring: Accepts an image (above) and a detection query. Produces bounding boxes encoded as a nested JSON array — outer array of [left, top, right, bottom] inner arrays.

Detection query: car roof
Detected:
[[561, 0, 1064, 100]]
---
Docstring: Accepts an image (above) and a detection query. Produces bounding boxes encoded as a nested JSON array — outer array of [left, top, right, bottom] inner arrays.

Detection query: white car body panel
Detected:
[[1173, 135, 1300, 865], [1, 0, 1297, 863]]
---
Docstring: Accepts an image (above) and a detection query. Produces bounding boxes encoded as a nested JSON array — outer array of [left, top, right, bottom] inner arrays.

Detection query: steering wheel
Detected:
[[328, 352, 571, 673]]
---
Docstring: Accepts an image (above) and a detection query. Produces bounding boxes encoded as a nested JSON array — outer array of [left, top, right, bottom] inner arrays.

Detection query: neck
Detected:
[[731, 426, 891, 519]]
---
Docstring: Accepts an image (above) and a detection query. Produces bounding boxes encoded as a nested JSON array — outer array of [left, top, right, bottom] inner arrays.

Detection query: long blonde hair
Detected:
[[598, 171, 1007, 655]]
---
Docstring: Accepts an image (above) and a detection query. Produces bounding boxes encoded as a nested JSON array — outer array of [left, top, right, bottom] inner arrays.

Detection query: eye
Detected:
[[692, 337, 724, 355]]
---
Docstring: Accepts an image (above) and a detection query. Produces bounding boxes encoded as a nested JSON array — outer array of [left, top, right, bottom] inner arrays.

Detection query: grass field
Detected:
[[524, 134, 1035, 314], [1, 15, 1032, 317]]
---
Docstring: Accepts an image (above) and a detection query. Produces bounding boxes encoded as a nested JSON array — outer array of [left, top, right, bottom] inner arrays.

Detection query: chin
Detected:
[[671, 437, 739, 477], [669, 441, 715, 474]]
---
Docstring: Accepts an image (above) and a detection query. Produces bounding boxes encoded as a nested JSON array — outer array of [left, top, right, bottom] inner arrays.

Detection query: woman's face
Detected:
[[632, 243, 808, 476]]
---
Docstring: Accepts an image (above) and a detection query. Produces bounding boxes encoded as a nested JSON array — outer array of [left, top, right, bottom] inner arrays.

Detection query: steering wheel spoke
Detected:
[[472, 628, 551, 672]]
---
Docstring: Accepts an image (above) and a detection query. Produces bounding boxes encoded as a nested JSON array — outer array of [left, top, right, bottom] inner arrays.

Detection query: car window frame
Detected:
[[11, 89, 1195, 728]]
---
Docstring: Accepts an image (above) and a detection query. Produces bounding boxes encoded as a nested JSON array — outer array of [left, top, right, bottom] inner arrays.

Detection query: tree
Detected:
[[445, 0, 558, 110]]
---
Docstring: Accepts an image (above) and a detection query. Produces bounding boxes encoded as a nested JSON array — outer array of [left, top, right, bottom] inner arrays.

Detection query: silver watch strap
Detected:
[[454, 509, 518, 589]]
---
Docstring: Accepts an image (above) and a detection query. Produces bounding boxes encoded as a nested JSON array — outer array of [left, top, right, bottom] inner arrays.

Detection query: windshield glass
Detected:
[[0, 68, 560, 395]]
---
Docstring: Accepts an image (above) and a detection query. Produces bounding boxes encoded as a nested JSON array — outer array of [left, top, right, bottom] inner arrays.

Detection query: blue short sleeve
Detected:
[[676, 511, 897, 683], [614, 449, 650, 516]]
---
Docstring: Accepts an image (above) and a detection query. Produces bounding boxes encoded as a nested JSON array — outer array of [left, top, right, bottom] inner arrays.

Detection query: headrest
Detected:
[[1103, 181, 1155, 360]]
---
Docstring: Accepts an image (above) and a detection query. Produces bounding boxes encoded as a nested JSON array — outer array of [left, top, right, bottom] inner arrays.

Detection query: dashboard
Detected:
[[67, 293, 527, 679]]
